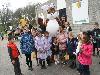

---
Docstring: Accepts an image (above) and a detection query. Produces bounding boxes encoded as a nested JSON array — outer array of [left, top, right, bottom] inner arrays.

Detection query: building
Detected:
[[36, 0, 100, 35]]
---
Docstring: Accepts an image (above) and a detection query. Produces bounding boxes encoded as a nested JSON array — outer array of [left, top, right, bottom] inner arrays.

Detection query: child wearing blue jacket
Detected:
[[66, 32, 78, 69]]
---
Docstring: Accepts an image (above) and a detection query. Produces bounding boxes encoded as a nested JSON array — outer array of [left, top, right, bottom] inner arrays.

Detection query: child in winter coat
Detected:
[[52, 37, 59, 65], [44, 31, 52, 66], [20, 27, 35, 71], [66, 32, 77, 69], [7, 37, 23, 75], [78, 32, 93, 75], [35, 31, 47, 69]]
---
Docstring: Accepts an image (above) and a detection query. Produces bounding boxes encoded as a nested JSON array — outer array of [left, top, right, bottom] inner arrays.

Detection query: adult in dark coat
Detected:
[[38, 18, 46, 33], [92, 22, 100, 56], [64, 22, 72, 33]]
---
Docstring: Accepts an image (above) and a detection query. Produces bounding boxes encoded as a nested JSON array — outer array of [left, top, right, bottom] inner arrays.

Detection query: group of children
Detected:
[[7, 25, 93, 75], [31, 25, 93, 75]]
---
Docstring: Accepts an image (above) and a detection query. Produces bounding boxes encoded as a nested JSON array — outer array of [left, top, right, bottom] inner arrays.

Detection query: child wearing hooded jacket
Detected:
[[44, 31, 52, 66], [78, 32, 93, 75], [35, 31, 47, 69]]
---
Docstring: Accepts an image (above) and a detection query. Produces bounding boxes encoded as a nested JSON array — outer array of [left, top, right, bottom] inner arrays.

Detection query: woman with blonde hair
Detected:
[[57, 27, 67, 64]]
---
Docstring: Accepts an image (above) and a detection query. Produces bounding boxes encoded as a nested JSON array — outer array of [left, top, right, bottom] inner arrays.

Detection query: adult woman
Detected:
[[57, 27, 67, 64], [64, 22, 72, 33], [92, 22, 100, 56]]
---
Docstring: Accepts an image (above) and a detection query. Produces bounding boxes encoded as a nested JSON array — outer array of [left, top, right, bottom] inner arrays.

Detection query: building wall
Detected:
[[37, 0, 100, 35]]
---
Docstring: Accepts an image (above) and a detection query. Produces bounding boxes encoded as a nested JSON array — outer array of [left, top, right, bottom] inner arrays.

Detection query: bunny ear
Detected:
[[41, 5, 49, 11], [41, 3, 55, 11], [50, 3, 55, 8]]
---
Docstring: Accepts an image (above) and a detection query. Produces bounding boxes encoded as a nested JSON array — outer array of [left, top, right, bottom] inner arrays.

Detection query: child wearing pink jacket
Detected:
[[78, 32, 93, 75]]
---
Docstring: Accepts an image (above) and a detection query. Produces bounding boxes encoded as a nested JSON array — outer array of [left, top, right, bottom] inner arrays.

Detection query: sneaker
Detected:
[[28, 67, 33, 71], [28, 67, 31, 70], [47, 63, 51, 66], [41, 66, 47, 69], [63, 62, 66, 65], [20, 73, 24, 75], [30, 68, 33, 71], [93, 54, 95, 56], [37, 64, 39, 66], [57, 61, 60, 64], [97, 51, 99, 56], [61, 61, 64, 64], [55, 62, 57, 65]]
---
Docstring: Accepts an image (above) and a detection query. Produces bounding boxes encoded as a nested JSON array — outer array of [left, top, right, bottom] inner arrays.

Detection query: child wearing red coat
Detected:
[[7, 37, 23, 75]]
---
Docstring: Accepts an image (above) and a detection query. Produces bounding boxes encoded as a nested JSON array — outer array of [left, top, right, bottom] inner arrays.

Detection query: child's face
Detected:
[[81, 33, 86, 42], [68, 32, 74, 38], [61, 29, 65, 34], [38, 32, 42, 37], [32, 32, 36, 37], [10, 38, 14, 42], [23, 27, 29, 33], [77, 34, 81, 41], [32, 29, 36, 33], [54, 38, 57, 43], [59, 26, 63, 31], [45, 33, 49, 37]]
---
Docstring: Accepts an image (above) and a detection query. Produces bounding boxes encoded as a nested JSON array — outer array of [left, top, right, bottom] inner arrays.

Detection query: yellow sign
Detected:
[[76, 1, 81, 8], [19, 19, 27, 27]]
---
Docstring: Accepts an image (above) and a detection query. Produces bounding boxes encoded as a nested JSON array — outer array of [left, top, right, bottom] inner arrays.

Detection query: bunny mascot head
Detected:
[[46, 3, 59, 37]]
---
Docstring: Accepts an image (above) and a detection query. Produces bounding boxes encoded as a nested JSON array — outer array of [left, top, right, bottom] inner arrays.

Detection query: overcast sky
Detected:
[[0, 0, 49, 12]]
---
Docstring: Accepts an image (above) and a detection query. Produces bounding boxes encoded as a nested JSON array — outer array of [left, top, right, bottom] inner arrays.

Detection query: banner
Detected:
[[57, 0, 66, 10], [72, 0, 89, 24]]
